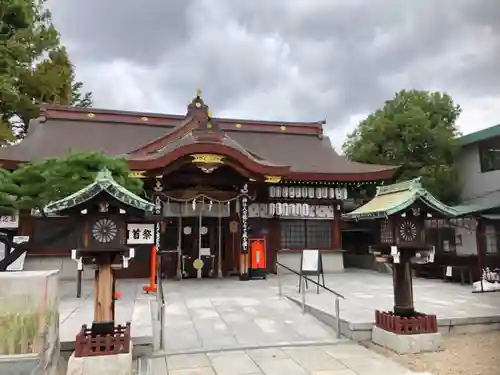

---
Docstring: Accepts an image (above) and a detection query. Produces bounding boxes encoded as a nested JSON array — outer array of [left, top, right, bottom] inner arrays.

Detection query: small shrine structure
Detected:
[[343, 178, 458, 353], [43, 169, 154, 361]]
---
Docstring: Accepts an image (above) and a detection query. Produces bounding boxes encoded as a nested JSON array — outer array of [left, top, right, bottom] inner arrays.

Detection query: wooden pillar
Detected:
[[227, 200, 240, 275], [475, 219, 484, 291], [392, 250, 415, 317], [332, 215, 342, 249], [111, 272, 116, 321], [18, 214, 34, 237], [93, 269, 99, 320], [268, 218, 281, 273], [94, 257, 114, 323]]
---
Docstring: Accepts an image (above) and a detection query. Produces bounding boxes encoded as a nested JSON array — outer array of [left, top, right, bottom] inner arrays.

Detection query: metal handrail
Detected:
[[275, 261, 344, 339], [275, 261, 345, 298]]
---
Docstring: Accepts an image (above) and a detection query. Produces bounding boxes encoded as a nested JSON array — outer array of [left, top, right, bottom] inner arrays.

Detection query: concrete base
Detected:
[[288, 295, 500, 344], [66, 346, 132, 375], [277, 251, 344, 273], [371, 325, 441, 354], [0, 353, 40, 375]]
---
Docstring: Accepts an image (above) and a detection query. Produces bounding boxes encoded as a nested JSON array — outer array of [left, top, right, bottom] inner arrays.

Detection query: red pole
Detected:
[[143, 246, 157, 293]]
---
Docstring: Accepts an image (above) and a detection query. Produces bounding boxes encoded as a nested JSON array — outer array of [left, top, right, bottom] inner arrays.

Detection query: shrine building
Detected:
[[0, 92, 398, 279]]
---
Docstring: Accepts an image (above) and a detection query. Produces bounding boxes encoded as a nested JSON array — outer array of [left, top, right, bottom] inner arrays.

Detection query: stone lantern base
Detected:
[[372, 310, 441, 354]]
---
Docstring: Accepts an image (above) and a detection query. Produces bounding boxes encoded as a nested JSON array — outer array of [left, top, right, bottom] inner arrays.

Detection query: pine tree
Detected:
[[0, 0, 92, 138]]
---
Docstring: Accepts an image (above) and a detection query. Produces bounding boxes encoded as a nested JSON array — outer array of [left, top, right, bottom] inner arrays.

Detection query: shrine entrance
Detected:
[[180, 216, 222, 278], [159, 206, 231, 279]]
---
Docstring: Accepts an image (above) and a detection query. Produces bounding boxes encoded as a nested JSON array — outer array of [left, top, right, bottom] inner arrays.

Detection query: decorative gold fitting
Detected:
[[191, 154, 224, 164], [129, 171, 146, 178], [264, 175, 282, 183]]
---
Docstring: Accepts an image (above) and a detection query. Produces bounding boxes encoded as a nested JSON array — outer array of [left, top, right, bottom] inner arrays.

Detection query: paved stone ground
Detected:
[[59, 277, 340, 351], [157, 277, 340, 353], [280, 270, 500, 324], [138, 343, 426, 375], [59, 269, 500, 346], [59, 279, 153, 345], [58, 270, 499, 374]]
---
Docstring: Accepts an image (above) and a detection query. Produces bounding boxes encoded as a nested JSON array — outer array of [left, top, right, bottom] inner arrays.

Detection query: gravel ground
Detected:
[[364, 331, 500, 375]]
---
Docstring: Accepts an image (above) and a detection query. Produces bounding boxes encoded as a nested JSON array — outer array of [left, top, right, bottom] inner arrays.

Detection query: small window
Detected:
[[306, 220, 332, 249], [280, 220, 332, 249], [379, 220, 393, 243], [280, 220, 306, 249], [479, 138, 500, 172], [485, 224, 498, 253]]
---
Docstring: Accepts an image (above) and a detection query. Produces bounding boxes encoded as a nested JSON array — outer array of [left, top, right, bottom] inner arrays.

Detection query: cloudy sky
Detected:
[[48, 0, 500, 148]]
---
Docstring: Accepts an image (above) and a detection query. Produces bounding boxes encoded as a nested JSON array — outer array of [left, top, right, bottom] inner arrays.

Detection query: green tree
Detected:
[[0, 0, 92, 138], [342, 90, 462, 204], [0, 0, 29, 141], [10, 152, 142, 212], [0, 169, 17, 214]]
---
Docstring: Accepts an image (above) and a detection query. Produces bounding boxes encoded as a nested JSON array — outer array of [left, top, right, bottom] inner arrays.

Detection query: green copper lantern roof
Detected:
[[342, 178, 459, 220], [43, 168, 154, 214]]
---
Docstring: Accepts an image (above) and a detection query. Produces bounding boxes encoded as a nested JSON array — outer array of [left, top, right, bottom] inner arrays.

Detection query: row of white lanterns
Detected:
[[269, 186, 348, 200], [269, 202, 310, 217]]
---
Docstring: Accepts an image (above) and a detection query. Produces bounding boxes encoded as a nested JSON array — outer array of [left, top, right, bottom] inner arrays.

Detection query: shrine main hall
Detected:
[[0, 93, 398, 279]]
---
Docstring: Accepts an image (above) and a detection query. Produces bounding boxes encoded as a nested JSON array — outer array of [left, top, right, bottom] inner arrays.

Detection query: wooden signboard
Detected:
[[249, 237, 267, 280], [299, 249, 325, 293], [126, 223, 155, 245]]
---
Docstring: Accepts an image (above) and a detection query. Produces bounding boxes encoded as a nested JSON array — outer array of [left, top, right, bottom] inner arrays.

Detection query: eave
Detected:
[[342, 178, 458, 220]]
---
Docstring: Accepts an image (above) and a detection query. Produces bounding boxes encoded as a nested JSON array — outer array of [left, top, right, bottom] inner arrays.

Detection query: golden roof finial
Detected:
[[196, 87, 202, 98]]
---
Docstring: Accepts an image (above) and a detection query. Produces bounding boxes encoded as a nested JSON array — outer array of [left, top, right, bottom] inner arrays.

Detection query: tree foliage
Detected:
[[0, 168, 17, 214], [10, 152, 143, 212], [0, 152, 142, 214], [0, 0, 92, 138], [342, 90, 462, 204]]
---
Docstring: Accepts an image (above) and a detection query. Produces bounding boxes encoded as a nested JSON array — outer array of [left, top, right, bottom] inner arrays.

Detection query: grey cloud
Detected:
[[49, 0, 193, 64], [47, 0, 500, 138]]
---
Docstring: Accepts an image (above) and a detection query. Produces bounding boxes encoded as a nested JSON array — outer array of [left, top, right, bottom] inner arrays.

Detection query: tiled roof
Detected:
[[0, 99, 399, 180], [452, 189, 500, 216], [342, 178, 459, 220], [458, 124, 500, 146], [43, 169, 154, 214]]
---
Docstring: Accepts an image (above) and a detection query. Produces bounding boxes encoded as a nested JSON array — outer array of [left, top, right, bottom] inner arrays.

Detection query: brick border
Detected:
[[375, 310, 438, 334]]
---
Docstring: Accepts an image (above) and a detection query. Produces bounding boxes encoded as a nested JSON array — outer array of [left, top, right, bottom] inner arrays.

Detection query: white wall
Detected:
[[454, 227, 477, 256], [457, 143, 500, 201]]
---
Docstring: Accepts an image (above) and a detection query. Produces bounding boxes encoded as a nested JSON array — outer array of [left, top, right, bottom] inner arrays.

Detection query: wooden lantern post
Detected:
[[94, 254, 115, 322], [391, 248, 415, 317], [44, 169, 155, 357]]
